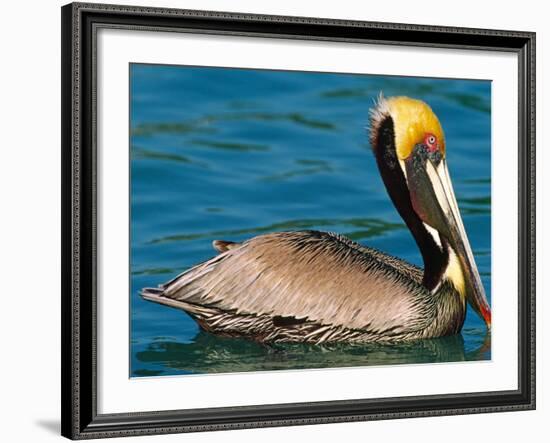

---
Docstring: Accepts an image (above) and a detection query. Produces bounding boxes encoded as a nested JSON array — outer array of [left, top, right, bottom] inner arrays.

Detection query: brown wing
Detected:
[[158, 231, 435, 335]]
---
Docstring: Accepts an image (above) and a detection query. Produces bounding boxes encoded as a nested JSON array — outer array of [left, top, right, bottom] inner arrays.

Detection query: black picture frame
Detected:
[[61, 2, 536, 439]]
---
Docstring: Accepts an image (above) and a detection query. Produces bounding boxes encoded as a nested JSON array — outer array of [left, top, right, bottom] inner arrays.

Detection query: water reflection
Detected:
[[133, 330, 491, 376]]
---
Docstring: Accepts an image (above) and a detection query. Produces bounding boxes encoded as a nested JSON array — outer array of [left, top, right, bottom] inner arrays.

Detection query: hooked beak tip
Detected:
[[482, 306, 492, 329]]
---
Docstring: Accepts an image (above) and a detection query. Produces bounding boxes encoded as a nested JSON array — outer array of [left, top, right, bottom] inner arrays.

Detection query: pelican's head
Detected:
[[369, 95, 491, 328]]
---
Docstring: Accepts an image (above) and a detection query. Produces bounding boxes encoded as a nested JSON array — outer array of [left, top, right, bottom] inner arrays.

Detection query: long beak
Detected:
[[405, 148, 491, 328]]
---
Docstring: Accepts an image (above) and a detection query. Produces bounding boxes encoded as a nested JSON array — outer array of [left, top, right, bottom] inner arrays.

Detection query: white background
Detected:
[[0, 0, 546, 442]]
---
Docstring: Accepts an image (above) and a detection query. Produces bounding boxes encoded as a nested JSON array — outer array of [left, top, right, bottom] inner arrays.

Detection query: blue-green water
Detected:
[[130, 64, 491, 377]]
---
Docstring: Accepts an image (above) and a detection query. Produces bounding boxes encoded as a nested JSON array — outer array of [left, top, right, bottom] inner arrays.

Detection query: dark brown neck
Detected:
[[372, 116, 449, 291]]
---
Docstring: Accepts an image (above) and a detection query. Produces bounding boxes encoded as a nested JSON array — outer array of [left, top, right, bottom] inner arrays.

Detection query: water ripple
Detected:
[[460, 196, 491, 206], [261, 165, 334, 181], [132, 147, 206, 166], [190, 139, 270, 152], [320, 84, 490, 114], [132, 121, 216, 137], [461, 177, 491, 185], [132, 111, 336, 138], [148, 217, 405, 245]]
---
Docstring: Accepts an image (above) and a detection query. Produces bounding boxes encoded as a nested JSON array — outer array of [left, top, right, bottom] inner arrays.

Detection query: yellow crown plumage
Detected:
[[370, 95, 446, 160]]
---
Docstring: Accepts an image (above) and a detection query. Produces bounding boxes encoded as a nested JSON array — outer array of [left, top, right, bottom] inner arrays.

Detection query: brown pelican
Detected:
[[141, 95, 491, 343]]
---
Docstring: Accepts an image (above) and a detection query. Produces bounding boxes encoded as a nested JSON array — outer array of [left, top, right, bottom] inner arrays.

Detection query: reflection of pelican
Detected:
[[133, 331, 491, 375], [141, 96, 491, 343]]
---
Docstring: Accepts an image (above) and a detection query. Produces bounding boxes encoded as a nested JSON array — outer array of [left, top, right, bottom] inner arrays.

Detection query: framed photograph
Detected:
[[61, 2, 536, 439]]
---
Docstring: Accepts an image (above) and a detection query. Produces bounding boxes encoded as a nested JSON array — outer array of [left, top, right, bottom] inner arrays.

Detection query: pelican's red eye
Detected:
[[424, 133, 438, 152]]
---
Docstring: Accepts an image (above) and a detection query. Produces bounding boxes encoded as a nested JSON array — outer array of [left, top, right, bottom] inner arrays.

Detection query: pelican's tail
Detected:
[[140, 286, 163, 301], [141, 285, 221, 320], [140, 286, 183, 309]]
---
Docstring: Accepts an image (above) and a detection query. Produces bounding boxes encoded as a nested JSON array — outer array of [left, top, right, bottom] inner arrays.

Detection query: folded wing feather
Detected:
[[160, 231, 435, 334]]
